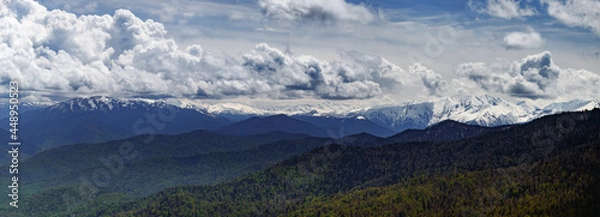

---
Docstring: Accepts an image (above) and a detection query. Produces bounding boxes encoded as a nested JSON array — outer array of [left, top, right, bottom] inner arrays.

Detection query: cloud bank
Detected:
[[503, 27, 545, 49], [258, 0, 375, 24], [457, 51, 600, 99], [474, 0, 536, 19], [543, 0, 600, 36], [0, 0, 439, 101]]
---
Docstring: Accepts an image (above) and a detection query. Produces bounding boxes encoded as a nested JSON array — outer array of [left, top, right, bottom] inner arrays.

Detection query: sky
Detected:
[[1, 0, 599, 107]]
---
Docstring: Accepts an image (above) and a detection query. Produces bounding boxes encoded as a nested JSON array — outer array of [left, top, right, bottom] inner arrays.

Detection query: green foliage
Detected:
[[289, 140, 600, 216]]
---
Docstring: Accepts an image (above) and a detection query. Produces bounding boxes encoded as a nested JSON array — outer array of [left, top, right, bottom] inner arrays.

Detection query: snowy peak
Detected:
[[358, 94, 538, 132], [30, 95, 600, 135], [257, 101, 358, 116], [200, 103, 269, 116], [537, 99, 600, 116], [431, 95, 532, 126], [47, 96, 168, 112], [189, 100, 359, 117]]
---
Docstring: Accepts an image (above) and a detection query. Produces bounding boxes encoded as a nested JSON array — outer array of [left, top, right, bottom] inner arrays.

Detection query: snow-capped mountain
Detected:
[[186, 100, 358, 117], [257, 101, 359, 116], [536, 99, 600, 117], [46, 96, 169, 113], [342, 95, 598, 132], [163, 94, 599, 134], [356, 102, 435, 132], [0, 101, 53, 119], [2, 96, 232, 151], [10, 95, 599, 142], [430, 95, 535, 126], [354, 95, 533, 132]]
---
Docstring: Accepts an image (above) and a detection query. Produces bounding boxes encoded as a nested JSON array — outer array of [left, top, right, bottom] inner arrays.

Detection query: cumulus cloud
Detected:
[[542, 0, 600, 36], [503, 27, 545, 49], [409, 63, 448, 96], [457, 51, 600, 99], [241, 46, 425, 99], [473, 0, 536, 19], [258, 0, 375, 24], [0, 0, 435, 101]]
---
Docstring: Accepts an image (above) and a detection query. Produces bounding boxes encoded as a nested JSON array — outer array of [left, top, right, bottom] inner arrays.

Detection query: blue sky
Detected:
[[1, 0, 599, 106]]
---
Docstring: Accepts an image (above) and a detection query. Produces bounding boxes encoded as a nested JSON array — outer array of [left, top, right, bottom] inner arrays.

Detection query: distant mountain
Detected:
[[359, 101, 435, 132], [536, 99, 600, 117], [388, 119, 504, 143], [216, 114, 328, 137], [359, 95, 534, 132], [257, 101, 359, 116], [292, 115, 396, 137], [0, 96, 232, 151], [4, 95, 599, 154], [0, 101, 50, 119], [191, 95, 599, 134]]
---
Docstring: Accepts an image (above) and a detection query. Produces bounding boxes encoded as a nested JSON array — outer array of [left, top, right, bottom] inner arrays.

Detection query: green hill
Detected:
[[3, 109, 599, 216], [52, 109, 599, 216]]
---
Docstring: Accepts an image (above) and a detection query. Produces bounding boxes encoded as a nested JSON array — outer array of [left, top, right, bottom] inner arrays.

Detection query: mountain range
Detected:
[[1, 95, 598, 163], [4, 108, 598, 216]]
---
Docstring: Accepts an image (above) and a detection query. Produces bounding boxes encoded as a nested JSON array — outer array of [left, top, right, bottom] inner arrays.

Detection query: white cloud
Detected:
[[1, 0, 439, 101], [474, 0, 536, 19], [503, 27, 545, 49], [457, 51, 600, 100], [258, 0, 375, 24], [409, 63, 448, 96], [543, 0, 600, 36]]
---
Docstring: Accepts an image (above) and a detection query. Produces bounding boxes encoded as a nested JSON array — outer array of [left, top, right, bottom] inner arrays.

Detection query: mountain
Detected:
[[536, 99, 600, 117], [2, 94, 596, 162], [0, 96, 232, 152], [177, 101, 267, 122], [388, 119, 505, 143], [292, 115, 396, 137], [359, 101, 435, 132], [25, 109, 597, 216], [257, 101, 359, 116], [359, 95, 534, 132], [216, 114, 329, 137], [12, 131, 317, 198], [193, 95, 599, 135], [0, 101, 50, 119]]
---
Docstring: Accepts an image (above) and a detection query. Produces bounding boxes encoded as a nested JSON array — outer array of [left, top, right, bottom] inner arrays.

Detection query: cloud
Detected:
[[457, 51, 600, 99], [241, 46, 424, 99], [409, 63, 448, 96], [542, 0, 600, 36], [258, 0, 375, 24], [503, 27, 545, 49], [1, 0, 435, 101], [473, 0, 535, 19]]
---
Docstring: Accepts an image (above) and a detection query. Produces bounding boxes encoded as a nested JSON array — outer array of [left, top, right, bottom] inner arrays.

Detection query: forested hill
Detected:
[[18, 109, 596, 216]]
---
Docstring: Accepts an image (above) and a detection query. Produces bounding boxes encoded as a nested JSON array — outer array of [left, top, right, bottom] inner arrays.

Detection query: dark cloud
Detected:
[[258, 0, 375, 24]]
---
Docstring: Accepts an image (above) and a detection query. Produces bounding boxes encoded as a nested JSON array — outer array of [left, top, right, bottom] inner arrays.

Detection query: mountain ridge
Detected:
[[62, 108, 600, 216], [216, 114, 329, 137]]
